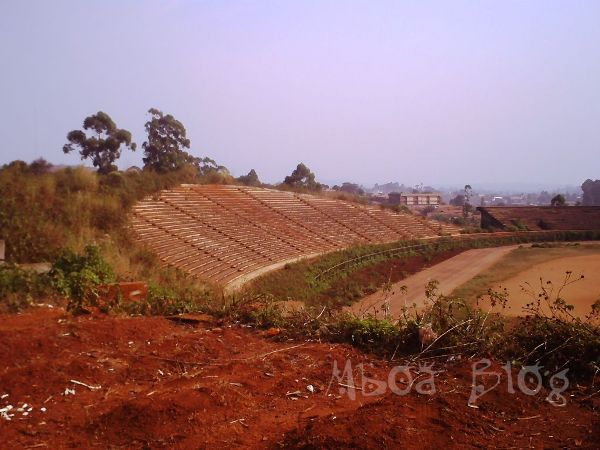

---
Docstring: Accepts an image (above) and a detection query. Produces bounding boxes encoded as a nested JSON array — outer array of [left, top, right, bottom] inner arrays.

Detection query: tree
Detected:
[[463, 184, 473, 218], [449, 194, 465, 206], [582, 179, 600, 205], [63, 112, 136, 174], [283, 163, 322, 191], [29, 158, 53, 175], [237, 169, 261, 186], [339, 182, 364, 196], [142, 108, 195, 173], [550, 194, 566, 206]]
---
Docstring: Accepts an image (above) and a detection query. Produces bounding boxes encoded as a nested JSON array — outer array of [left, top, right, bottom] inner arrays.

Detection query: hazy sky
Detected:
[[1, 1, 599, 188]]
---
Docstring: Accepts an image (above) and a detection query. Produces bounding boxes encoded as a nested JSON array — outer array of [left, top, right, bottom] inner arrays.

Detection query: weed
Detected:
[[49, 245, 116, 312], [486, 272, 600, 378], [0, 264, 54, 312]]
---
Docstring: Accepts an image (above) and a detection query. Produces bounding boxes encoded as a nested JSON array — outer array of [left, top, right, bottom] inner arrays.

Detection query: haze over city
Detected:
[[1, 0, 599, 187]]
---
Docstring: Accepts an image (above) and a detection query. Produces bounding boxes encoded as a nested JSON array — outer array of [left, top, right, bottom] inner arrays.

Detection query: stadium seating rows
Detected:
[[130, 185, 459, 288]]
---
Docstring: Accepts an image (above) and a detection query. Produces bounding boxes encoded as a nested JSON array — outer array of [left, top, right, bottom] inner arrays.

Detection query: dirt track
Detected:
[[350, 246, 519, 318], [0, 308, 597, 448]]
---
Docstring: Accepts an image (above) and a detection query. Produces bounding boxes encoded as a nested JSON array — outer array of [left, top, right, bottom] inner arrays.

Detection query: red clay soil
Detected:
[[0, 307, 598, 449]]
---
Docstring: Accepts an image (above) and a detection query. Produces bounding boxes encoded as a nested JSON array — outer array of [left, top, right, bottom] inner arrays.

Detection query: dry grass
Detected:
[[450, 243, 600, 303]]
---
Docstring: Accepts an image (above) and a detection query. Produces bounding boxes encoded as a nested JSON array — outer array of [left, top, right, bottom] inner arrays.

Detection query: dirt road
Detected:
[[350, 246, 519, 318]]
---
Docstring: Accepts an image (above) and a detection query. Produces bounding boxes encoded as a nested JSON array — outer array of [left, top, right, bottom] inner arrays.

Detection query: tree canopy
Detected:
[[63, 112, 136, 174], [582, 179, 600, 205], [237, 169, 261, 186], [142, 108, 195, 173], [283, 163, 322, 191], [449, 194, 465, 206], [337, 182, 364, 196], [550, 194, 566, 206]]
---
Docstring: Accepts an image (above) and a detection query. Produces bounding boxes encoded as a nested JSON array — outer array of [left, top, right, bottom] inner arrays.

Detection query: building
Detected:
[[389, 192, 442, 206]]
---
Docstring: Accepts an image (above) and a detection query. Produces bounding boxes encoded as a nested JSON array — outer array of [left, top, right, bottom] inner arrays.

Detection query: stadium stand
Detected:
[[130, 185, 460, 289], [478, 206, 600, 231]]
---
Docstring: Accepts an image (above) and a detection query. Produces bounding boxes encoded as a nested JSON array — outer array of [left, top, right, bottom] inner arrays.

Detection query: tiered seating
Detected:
[[361, 206, 431, 239], [478, 206, 600, 231], [130, 185, 460, 289]]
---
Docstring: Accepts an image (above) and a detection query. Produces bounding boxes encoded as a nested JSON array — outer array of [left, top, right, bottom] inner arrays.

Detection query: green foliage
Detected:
[[250, 239, 460, 306], [338, 182, 364, 196], [550, 194, 566, 206], [0, 265, 53, 312], [330, 315, 416, 353], [509, 219, 529, 231], [142, 108, 194, 173], [581, 179, 600, 206], [0, 161, 205, 263], [282, 163, 322, 191], [49, 245, 115, 311], [237, 169, 261, 186], [122, 279, 215, 316], [249, 232, 600, 309], [63, 111, 136, 174], [248, 296, 285, 328], [141, 108, 229, 179]]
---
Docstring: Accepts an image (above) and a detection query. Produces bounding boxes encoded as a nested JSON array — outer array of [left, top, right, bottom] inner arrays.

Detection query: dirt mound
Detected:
[[281, 368, 598, 449], [0, 308, 597, 449]]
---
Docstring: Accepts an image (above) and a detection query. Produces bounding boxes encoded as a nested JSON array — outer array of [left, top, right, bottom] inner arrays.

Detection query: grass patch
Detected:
[[247, 234, 600, 311], [246, 239, 461, 306], [0, 160, 231, 313]]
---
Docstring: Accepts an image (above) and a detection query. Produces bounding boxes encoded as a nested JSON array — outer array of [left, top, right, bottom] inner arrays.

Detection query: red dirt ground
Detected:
[[0, 307, 598, 449]]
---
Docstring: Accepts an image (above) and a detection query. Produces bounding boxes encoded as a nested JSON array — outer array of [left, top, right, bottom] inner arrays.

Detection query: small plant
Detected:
[[537, 218, 551, 230], [0, 264, 52, 312], [485, 272, 600, 379], [49, 245, 115, 312], [330, 314, 412, 353], [510, 219, 529, 231]]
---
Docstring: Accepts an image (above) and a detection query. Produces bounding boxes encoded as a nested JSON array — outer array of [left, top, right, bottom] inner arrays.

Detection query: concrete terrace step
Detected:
[[129, 184, 460, 290]]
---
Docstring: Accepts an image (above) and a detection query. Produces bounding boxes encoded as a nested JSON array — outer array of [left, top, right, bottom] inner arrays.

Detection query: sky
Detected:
[[1, 0, 599, 189]]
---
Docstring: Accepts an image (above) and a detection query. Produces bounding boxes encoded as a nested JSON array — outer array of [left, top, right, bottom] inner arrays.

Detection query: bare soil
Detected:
[[488, 254, 600, 317], [0, 307, 598, 449], [350, 246, 518, 318]]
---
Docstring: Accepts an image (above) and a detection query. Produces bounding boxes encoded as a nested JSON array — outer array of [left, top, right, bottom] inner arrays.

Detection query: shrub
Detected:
[[491, 273, 600, 379], [49, 245, 115, 312], [330, 315, 417, 353], [510, 219, 529, 231], [0, 264, 52, 312]]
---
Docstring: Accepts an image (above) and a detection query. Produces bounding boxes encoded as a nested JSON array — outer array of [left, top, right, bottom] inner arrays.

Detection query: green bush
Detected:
[[49, 245, 115, 312], [330, 315, 417, 353], [0, 264, 52, 312]]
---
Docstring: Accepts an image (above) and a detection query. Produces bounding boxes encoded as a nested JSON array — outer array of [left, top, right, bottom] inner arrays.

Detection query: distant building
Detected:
[[508, 195, 527, 206], [389, 192, 441, 206]]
